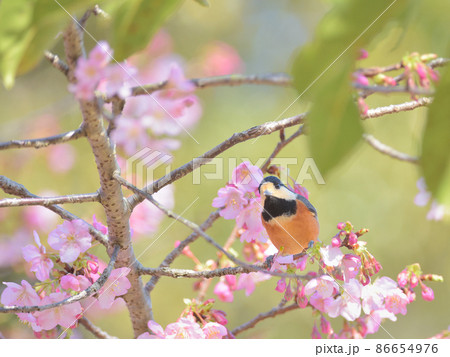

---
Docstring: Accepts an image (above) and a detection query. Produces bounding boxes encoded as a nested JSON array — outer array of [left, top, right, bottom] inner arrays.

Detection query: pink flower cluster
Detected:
[[112, 31, 202, 157], [0, 218, 132, 336], [138, 299, 228, 339], [69, 41, 136, 100], [212, 161, 266, 244], [213, 272, 270, 303], [267, 222, 441, 338]]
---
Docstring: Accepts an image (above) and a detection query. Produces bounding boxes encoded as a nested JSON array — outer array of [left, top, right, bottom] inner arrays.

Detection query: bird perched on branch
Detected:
[[258, 176, 319, 255]]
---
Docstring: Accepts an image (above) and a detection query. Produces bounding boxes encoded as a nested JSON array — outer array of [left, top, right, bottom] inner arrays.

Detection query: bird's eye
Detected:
[[274, 184, 280, 189]]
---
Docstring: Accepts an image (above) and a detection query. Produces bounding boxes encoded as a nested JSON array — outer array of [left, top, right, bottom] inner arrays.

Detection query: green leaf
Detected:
[[111, 0, 182, 61], [291, 0, 410, 176], [308, 63, 363, 177], [292, 0, 409, 96], [0, 0, 35, 88], [0, 0, 100, 87], [421, 66, 450, 206], [193, 0, 210, 6]]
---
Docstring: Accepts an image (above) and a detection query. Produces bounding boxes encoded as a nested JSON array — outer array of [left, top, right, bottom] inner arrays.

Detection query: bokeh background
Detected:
[[0, 0, 449, 338]]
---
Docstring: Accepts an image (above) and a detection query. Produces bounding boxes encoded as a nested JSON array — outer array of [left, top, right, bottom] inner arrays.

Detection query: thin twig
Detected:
[[0, 245, 120, 314], [354, 83, 434, 96], [115, 173, 246, 266], [0, 175, 108, 246], [128, 113, 306, 210], [44, 51, 70, 77], [260, 125, 304, 172], [105, 73, 292, 102], [231, 303, 299, 336], [0, 125, 85, 151], [0, 192, 100, 208], [362, 97, 432, 119], [363, 134, 419, 163], [78, 317, 118, 339], [145, 210, 221, 293]]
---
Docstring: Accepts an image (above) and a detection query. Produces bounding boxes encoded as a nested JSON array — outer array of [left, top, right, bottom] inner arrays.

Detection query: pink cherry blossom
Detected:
[[1, 280, 40, 307], [202, 322, 228, 339], [199, 41, 243, 77], [60, 274, 81, 292], [296, 282, 308, 308], [48, 219, 92, 263], [275, 279, 287, 293], [22, 231, 54, 281], [214, 280, 234, 302], [236, 272, 270, 296], [89, 41, 112, 68], [410, 273, 419, 288], [212, 186, 248, 219], [240, 227, 269, 244], [35, 292, 82, 330], [111, 115, 153, 155], [397, 269, 409, 287], [102, 62, 137, 99], [236, 198, 264, 231], [305, 275, 339, 299], [163, 318, 205, 339], [162, 63, 196, 97], [353, 73, 369, 86], [326, 279, 362, 321], [295, 255, 309, 271], [231, 162, 263, 193], [363, 309, 396, 335], [320, 245, 344, 267], [210, 309, 228, 325], [421, 285, 434, 301], [341, 254, 361, 283], [384, 289, 408, 315], [97, 267, 131, 309]]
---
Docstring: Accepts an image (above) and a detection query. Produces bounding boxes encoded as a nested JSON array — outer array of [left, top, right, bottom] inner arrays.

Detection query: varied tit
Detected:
[[258, 176, 319, 255]]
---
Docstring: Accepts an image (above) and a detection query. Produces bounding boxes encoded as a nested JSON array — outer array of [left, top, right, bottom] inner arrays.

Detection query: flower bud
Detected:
[[421, 285, 434, 301]]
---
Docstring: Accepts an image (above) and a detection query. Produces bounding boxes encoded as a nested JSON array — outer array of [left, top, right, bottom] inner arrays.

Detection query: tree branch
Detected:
[[62, 21, 152, 337], [127, 113, 306, 210], [0, 175, 108, 246], [105, 73, 292, 102], [78, 317, 118, 339], [362, 97, 432, 119], [231, 302, 299, 337], [0, 245, 120, 314], [363, 134, 419, 163], [138, 263, 309, 280], [0, 125, 85, 151], [0, 192, 100, 208]]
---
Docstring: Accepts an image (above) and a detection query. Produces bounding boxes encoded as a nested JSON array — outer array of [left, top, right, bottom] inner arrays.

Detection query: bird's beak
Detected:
[[263, 190, 272, 197]]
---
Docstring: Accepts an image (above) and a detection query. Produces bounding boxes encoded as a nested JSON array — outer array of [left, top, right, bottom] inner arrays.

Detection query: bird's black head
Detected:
[[259, 176, 298, 221], [258, 176, 297, 201]]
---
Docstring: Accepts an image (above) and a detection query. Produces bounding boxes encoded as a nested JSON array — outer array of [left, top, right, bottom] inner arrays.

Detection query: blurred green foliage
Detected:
[[0, 0, 449, 339]]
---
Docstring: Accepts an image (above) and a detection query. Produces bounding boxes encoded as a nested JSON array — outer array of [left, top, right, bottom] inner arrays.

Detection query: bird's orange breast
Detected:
[[262, 200, 319, 255]]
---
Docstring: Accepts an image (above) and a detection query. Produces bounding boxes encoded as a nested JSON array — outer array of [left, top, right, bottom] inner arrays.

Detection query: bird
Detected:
[[258, 175, 319, 255]]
